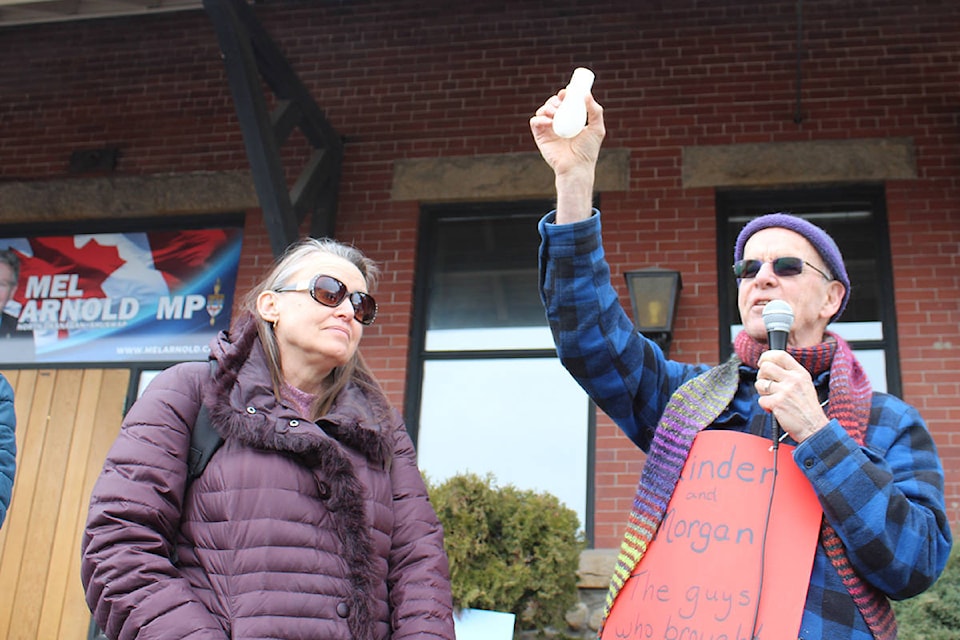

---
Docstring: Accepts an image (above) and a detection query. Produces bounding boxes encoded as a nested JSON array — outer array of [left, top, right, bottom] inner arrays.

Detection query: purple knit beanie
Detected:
[[734, 212, 850, 323]]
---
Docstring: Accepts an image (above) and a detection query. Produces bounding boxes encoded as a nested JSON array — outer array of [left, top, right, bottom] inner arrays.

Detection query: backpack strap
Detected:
[[185, 359, 223, 487]]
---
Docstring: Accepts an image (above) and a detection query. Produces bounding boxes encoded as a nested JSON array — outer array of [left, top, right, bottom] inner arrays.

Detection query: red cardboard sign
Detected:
[[602, 430, 822, 640]]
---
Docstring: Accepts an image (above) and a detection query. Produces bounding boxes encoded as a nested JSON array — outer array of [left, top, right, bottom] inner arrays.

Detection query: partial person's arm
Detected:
[[0, 374, 16, 529]]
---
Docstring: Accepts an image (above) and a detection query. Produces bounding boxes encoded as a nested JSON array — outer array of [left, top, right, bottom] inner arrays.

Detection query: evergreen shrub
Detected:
[[892, 542, 960, 639], [426, 472, 586, 634]]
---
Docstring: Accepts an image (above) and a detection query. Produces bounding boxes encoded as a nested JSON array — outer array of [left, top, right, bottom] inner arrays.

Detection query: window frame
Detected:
[[405, 200, 596, 544]]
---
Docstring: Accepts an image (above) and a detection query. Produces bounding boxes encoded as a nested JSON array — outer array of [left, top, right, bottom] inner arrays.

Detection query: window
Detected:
[[406, 202, 594, 538], [717, 185, 900, 395]]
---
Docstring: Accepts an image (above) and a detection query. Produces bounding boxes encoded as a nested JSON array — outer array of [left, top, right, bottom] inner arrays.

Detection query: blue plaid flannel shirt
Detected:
[[538, 211, 952, 639]]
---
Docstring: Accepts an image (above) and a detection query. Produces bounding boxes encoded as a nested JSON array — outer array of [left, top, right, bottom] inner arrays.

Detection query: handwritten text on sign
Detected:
[[602, 430, 821, 639]]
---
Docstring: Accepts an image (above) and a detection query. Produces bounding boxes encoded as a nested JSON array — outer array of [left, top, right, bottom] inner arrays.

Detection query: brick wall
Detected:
[[0, 0, 957, 548]]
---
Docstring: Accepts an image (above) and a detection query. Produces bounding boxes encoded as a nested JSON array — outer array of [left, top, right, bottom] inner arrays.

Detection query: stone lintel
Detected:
[[392, 149, 630, 202], [0, 171, 257, 224], [682, 138, 916, 188]]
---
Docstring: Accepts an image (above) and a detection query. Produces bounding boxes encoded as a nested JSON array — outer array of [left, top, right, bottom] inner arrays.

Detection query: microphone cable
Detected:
[[747, 412, 781, 640]]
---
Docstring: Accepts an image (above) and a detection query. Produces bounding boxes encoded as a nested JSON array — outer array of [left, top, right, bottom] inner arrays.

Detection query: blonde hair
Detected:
[[243, 237, 383, 418]]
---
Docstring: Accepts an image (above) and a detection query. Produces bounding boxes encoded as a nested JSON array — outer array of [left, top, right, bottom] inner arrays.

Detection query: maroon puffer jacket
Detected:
[[81, 316, 455, 640]]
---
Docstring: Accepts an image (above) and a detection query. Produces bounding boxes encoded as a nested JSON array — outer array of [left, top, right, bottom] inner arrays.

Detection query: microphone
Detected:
[[762, 300, 794, 447], [762, 299, 794, 351]]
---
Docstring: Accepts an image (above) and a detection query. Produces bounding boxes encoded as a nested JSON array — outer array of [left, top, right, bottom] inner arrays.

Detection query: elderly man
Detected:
[[530, 86, 951, 639]]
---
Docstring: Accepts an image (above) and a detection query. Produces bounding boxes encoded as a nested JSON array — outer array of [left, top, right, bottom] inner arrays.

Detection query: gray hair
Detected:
[[246, 237, 380, 305]]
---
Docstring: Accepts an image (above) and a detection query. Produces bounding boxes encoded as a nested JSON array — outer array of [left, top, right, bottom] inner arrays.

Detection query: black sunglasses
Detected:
[[732, 257, 832, 281], [275, 274, 378, 325]]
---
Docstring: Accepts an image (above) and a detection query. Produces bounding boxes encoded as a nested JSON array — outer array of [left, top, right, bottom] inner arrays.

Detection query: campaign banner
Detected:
[[0, 228, 243, 365]]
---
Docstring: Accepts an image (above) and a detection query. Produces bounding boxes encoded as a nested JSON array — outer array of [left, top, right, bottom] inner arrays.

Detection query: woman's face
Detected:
[[736, 227, 845, 348], [259, 252, 369, 385]]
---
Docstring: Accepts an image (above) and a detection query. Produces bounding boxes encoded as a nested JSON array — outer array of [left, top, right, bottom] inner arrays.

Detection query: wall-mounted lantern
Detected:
[[624, 268, 683, 356]]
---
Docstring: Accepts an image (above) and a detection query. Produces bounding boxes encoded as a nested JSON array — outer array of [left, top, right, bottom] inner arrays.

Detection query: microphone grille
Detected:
[[762, 300, 794, 333]]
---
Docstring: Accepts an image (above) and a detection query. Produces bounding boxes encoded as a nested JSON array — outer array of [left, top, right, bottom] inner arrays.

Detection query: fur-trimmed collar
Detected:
[[202, 312, 394, 467]]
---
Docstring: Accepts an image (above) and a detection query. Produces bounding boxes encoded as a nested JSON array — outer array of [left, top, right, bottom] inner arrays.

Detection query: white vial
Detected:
[[552, 67, 595, 138]]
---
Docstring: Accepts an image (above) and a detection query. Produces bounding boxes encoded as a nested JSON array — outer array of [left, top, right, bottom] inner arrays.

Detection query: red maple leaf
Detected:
[[14, 236, 125, 303]]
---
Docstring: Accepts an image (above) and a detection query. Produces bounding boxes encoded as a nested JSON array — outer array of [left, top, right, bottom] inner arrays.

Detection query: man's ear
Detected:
[[256, 290, 280, 324], [821, 280, 845, 320]]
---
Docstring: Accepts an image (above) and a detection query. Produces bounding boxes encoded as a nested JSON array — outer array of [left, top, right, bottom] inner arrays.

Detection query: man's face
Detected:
[[736, 227, 845, 348], [0, 262, 16, 313]]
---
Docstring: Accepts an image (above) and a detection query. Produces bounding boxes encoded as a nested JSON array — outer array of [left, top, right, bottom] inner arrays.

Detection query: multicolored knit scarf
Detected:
[[598, 355, 741, 631], [598, 331, 896, 640]]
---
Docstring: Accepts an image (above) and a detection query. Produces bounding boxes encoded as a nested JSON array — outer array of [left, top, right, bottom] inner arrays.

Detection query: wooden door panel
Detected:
[[0, 369, 127, 640]]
